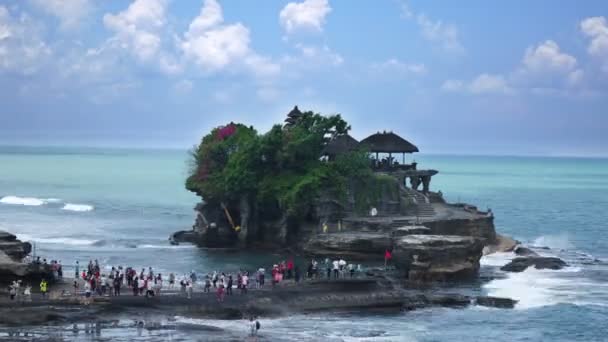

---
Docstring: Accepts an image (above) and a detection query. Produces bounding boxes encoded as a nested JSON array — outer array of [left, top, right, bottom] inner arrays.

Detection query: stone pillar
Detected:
[[422, 175, 431, 194], [410, 176, 420, 190]]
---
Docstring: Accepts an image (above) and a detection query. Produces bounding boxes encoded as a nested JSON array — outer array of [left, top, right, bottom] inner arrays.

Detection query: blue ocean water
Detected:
[[0, 146, 607, 341]]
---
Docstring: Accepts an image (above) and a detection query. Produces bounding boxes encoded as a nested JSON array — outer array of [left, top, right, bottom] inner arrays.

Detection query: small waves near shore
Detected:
[[1, 195, 94, 212], [481, 236, 608, 310]]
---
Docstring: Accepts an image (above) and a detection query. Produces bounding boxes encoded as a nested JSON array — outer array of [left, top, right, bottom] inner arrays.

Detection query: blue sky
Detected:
[[0, 0, 607, 156]]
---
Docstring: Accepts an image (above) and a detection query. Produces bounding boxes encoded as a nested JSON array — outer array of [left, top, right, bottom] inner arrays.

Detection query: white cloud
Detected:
[[440, 79, 464, 92], [399, 2, 464, 54], [103, 0, 168, 62], [0, 6, 51, 74], [279, 0, 331, 34], [469, 74, 510, 94], [30, 0, 93, 30], [181, 0, 279, 77], [442, 74, 510, 94], [173, 79, 193, 93], [294, 43, 343, 65], [444, 40, 586, 96], [416, 14, 464, 53], [580, 16, 608, 72], [513, 40, 583, 88], [372, 58, 427, 75], [522, 40, 577, 73]]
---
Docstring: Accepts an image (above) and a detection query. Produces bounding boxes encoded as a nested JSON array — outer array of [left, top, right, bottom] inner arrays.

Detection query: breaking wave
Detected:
[[62, 203, 94, 212], [481, 237, 608, 310], [0, 196, 49, 206], [16, 234, 98, 246]]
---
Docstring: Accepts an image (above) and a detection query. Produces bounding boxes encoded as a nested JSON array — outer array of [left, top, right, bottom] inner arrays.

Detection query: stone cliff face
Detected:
[[0, 231, 31, 261], [0, 231, 52, 284]]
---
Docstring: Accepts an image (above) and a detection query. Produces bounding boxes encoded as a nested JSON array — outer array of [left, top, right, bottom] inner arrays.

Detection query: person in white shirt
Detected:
[[332, 260, 339, 279], [241, 273, 249, 294]]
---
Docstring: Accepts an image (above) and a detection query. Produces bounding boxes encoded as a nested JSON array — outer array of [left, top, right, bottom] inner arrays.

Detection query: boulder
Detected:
[[513, 246, 538, 257], [392, 235, 484, 282], [392, 226, 431, 237], [500, 256, 567, 272], [0, 231, 31, 261], [302, 232, 391, 260], [475, 296, 518, 309], [0, 231, 54, 284]]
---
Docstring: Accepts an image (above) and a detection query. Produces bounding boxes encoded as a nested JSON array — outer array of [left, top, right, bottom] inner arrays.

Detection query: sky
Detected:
[[0, 0, 607, 156]]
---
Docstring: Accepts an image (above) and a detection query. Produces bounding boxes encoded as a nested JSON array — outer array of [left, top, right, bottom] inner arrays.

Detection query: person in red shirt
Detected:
[[287, 259, 294, 279], [384, 249, 392, 269]]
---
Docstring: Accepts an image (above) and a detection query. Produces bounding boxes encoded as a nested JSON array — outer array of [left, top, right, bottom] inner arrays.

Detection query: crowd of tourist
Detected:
[[7, 256, 367, 304]]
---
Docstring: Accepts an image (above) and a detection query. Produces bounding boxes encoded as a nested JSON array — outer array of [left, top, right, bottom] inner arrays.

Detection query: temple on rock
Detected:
[[176, 105, 498, 282]]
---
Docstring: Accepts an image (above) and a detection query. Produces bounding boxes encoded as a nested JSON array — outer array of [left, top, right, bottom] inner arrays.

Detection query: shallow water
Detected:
[[1, 147, 607, 341]]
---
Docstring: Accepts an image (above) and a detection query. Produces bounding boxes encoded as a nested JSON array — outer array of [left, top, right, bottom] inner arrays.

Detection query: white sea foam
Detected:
[[138, 244, 196, 249], [482, 238, 608, 310], [61, 203, 94, 212], [483, 266, 585, 309], [17, 234, 98, 246], [531, 234, 574, 250], [0, 196, 47, 206], [480, 251, 514, 267]]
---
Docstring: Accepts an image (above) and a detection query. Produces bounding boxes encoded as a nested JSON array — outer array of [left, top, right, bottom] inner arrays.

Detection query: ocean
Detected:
[[1, 146, 607, 341]]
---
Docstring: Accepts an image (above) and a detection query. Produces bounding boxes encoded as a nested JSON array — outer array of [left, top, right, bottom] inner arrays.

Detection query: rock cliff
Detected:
[[0, 231, 52, 284]]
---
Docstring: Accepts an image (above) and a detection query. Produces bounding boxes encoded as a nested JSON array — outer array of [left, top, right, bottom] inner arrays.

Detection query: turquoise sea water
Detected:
[[0, 146, 607, 341]]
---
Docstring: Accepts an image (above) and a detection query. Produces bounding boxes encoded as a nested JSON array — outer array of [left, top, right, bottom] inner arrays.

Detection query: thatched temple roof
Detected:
[[323, 134, 359, 156], [284, 106, 303, 127], [359, 131, 419, 153]]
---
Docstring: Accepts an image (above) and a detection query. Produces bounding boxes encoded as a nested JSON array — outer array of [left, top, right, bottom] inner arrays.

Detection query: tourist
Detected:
[[154, 274, 162, 296], [23, 284, 32, 302], [73, 280, 79, 296], [169, 273, 175, 289], [249, 316, 256, 337], [227, 275, 233, 295], [75, 261, 80, 279], [294, 266, 301, 283], [138, 276, 145, 295], [204, 276, 211, 293], [287, 259, 294, 279], [57, 261, 63, 279], [241, 272, 249, 294], [217, 282, 225, 302], [100, 274, 107, 296], [384, 248, 392, 269], [212, 271, 218, 288], [348, 264, 355, 278], [113, 276, 121, 296], [145, 279, 155, 298], [9, 283, 16, 301], [325, 259, 331, 279], [84, 280, 92, 304], [339, 259, 347, 276], [191, 270, 198, 284], [39, 278, 48, 299], [132, 276, 139, 296], [332, 260, 339, 279], [186, 281, 193, 299], [258, 268, 265, 287]]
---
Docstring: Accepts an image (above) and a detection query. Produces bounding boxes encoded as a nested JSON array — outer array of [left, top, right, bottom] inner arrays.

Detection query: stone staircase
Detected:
[[402, 188, 436, 217]]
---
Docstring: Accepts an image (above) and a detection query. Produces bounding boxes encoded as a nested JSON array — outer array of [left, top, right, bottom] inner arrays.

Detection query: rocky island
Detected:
[[173, 106, 506, 282], [0, 107, 571, 331]]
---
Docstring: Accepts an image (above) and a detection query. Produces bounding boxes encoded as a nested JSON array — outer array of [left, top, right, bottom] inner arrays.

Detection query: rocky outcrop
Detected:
[[501, 256, 567, 272], [392, 226, 431, 237], [422, 216, 496, 243], [513, 246, 538, 257], [302, 232, 391, 260], [393, 235, 484, 282], [0, 231, 31, 261], [475, 296, 518, 309], [0, 231, 53, 284]]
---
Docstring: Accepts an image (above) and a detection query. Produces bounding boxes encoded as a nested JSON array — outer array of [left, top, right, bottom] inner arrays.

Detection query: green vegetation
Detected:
[[185, 110, 387, 223]]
